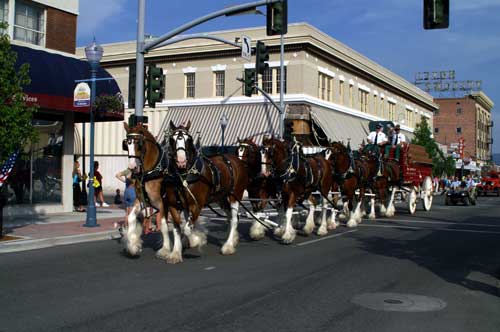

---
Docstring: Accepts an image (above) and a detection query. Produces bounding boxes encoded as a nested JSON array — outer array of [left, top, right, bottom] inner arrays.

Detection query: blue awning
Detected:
[[12, 44, 123, 122]]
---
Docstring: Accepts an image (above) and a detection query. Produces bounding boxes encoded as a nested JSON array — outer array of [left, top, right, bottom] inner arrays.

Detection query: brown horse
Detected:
[[122, 123, 171, 258], [164, 121, 249, 263], [236, 137, 279, 240], [260, 136, 333, 243]]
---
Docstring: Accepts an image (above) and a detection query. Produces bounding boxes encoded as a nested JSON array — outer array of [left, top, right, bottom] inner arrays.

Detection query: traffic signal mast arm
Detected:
[[237, 76, 283, 116]]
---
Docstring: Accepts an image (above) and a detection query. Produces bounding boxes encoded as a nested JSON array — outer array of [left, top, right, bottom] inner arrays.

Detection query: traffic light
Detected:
[[128, 64, 136, 109], [255, 41, 269, 75], [243, 69, 256, 97], [266, 0, 288, 36], [423, 0, 449, 29], [146, 64, 165, 108]]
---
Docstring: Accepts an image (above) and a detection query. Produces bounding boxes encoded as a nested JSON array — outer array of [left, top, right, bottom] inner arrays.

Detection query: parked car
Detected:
[[476, 171, 500, 196]]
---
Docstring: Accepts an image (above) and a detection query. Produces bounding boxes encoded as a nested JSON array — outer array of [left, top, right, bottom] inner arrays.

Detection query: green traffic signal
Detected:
[[146, 64, 166, 108], [255, 41, 269, 75], [244, 69, 256, 97], [266, 0, 288, 36], [128, 64, 136, 109]]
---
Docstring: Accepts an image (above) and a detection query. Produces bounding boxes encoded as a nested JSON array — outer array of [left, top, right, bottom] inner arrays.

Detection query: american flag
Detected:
[[0, 150, 19, 188]]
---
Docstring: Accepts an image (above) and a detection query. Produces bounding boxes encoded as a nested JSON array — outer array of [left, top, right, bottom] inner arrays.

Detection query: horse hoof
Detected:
[[281, 230, 296, 244], [317, 226, 328, 236], [274, 227, 285, 237], [166, 253, 183, 264], [126, 244, 142, 257], [327, 222, 338, 230], [302, 223, 314, 235], [250, 223, 266, 240], [221, 244, 236, 255], [368, 213, 376, 220], [155, 248, 170, 260], [346, 220, 358, 228]]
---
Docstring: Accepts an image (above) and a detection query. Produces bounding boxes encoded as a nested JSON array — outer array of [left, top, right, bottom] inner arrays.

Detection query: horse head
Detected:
[[237, 136, 260, 167], [123, 122, 159, 173], [260, 135, 288, 177], [326, 141, 351, 174], [168, 120, 196, 170]]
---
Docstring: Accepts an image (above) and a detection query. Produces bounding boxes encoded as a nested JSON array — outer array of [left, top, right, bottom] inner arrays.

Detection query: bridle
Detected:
[[122, 131, 164, 174]]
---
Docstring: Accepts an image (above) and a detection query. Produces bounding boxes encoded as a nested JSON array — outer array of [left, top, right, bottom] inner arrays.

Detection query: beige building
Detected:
[[76, 23, 438, 192]]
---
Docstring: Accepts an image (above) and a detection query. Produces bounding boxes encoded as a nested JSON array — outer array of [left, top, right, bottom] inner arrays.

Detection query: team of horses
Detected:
[[122, 121, 403, 264]]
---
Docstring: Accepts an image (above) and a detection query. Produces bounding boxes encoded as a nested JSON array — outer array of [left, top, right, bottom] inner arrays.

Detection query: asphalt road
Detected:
[[1, 196, 499, 332]]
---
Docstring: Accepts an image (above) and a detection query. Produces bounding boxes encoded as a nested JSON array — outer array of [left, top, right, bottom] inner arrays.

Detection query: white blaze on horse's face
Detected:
[[260, 147, 270, 177], [173, 132, 187, 169], [127, 139, 141, 170], [325, 149, 332, 161], [238, 146, 245, 160]]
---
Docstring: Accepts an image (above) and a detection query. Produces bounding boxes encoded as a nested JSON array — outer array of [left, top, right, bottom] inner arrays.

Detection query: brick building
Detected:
[[433, 92, 494, 167]]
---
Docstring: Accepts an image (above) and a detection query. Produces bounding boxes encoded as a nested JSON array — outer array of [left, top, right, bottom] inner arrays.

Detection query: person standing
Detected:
[[93, 161, 109, 207], [116, 168, 135, 227], [72, 161, 85, 212], [385, 124, 406, 161]]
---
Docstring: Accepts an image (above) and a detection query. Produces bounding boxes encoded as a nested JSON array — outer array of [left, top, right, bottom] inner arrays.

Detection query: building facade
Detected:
[[2, 0, 123, 216], [434, 92, 494, 167], [75, 23, 437, 193]]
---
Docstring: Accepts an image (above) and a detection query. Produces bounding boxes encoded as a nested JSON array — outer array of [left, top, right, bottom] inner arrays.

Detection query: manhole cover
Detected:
[[352, 292, 446, 312]]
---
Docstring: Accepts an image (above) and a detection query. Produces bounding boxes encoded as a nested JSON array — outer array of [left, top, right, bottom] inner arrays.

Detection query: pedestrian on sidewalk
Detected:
[[93, 161, 109, 207], [72, 161, 85, 212], [115, 168, 135, 227]]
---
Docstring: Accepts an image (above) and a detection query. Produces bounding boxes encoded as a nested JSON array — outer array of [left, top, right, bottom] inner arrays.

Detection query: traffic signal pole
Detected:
[[135, 0, 146, 122], [279, 32, 284, 138]]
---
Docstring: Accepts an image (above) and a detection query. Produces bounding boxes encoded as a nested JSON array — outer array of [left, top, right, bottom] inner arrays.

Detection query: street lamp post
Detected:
[[84, 39, 103, 227], [220, 113, 228, 153]]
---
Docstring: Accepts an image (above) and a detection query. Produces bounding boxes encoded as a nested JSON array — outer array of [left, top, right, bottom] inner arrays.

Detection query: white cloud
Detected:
[[78, 0, 128, 37]]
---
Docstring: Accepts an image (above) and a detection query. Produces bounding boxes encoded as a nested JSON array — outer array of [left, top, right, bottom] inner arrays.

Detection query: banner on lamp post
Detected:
[[73, 82, 91, 107]]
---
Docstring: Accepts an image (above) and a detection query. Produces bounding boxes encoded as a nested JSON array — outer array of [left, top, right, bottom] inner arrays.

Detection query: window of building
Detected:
[[456, 127, 462, 134], [318, 72, 333, 102], [349, 84, 353, 107], [14, 1, 45, 46], [0, 0, 8, 33], [214, 71, 225, 97], [358, 89, 369, 112], [388, 102, 396, 121], [373, 94, 378, 115], [406, 109, 413, 127], [262, 68, 273, 94], [185, 73, 195, 98], [339, 80, 344, 105], [276, 67, 287, 94], [456, 107, 462, 115], [434, 127, 439, 133]]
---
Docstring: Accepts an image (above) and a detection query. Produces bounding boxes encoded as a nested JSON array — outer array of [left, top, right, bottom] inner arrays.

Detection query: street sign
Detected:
[[73, 82, 91, 107], [241, 35, 251, 61]]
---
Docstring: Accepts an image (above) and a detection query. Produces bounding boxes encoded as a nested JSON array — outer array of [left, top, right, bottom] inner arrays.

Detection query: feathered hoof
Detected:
[[166, 252, 183, 264], [368, 213, 376, 220], [327, 221, 338, 230], [274, 226, 285, 237], [250, 223, 266, 240], [188, 230, 207, 249], [317, 225, 328, 236], [126, 244, 142, 257], [346, 219, 358, 228], [302, 222, 314, 235], [281, 229, 296, 244], [155, 247, 170, 260], [385, 206, 396, 218], [221, 244, 236, 255]]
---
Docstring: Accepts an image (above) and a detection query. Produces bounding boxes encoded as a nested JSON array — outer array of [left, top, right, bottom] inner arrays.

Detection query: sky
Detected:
[[77, 0, 500, 154]]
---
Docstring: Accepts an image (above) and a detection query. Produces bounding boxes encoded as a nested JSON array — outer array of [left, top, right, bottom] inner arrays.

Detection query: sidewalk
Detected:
[[0, 206, 125, 254]]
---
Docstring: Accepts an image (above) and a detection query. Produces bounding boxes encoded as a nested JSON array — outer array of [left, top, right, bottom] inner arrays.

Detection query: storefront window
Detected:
[[5, 117, 63, 205]]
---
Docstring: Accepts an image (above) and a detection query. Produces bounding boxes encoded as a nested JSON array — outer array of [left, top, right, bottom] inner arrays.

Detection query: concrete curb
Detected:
[[0, 230, 121, 254]]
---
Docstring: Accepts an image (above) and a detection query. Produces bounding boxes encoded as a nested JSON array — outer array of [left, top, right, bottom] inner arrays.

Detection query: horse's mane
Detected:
[[330, 141, 349, 153]]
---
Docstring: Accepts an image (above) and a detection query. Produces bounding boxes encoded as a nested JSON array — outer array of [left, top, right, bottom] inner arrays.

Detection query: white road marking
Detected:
[[359, 223, 500, 235], [296, 230, 358, 246], [204, 266, 216, 271], [371, 218, 500, 228]]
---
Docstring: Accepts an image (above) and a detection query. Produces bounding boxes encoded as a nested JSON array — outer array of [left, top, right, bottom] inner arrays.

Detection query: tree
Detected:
[[412, 117, 455, 176], [0, 22, 38, 165]]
